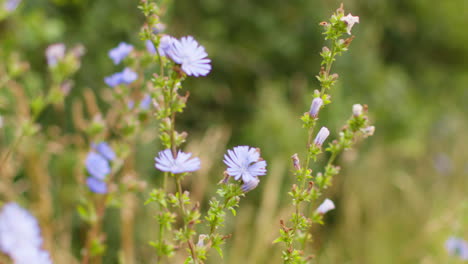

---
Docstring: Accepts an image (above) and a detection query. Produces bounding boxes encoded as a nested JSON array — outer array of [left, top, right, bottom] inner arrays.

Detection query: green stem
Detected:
[[175, 175, 198, 264]]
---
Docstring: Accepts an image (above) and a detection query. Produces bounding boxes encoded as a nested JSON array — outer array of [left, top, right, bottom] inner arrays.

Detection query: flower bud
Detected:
[[241, 177, 260, 192], [314, 127, 330, 146], [352, 104, 363, 116], [309, 98, 323, 118], [362, 126, 375, 137], [291, 153, 301, 170], [45, 43, 65, 67], [316, 198, 335, 214]]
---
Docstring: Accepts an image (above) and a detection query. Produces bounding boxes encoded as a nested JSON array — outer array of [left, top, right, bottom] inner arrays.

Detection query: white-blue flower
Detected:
[[224, 146, 267, 184], [164, 36, 212, 77], [155, 149, 201, 174]]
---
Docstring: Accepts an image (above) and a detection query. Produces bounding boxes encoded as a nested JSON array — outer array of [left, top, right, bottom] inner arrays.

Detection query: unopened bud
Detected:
[[291, 153, 301, 170], [197, 234, 208, 247], [362, 126, 375, 137], [309, 97, 323, 118], [241, 177, 260, 192], [352, 104, 363, 116], [314, 127, 330, 146], [316, 198, 335, 214]]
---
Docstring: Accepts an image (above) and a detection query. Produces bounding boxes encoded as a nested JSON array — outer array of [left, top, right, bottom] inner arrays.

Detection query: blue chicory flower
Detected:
[[108, 42, 133, 65], [104, 68, 138, 87], [166, 36, 212, 77], [139, 94, 152, 110], [4, 0, 21, 11], [223, 146, 267, 184], [446, 237, 468, 260], [45, 43, 66, 67], [86, 177, 108, 194], [85, 152, 110, 180], [93, 142, 116, 161], [0, 203, 52, 264], [155, 149, 201, 174]]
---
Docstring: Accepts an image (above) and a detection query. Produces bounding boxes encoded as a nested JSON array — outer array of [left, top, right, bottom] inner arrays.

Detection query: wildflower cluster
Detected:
[[275, 5, 374, 263], [139, 1, 267, 262]]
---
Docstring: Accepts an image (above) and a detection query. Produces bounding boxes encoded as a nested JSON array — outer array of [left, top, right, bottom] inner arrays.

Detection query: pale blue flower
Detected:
[[155, 149, 201, 174], [85, 152, 110, 180], [108, 42, 133, 65], [86, 177, 108, 194], [104, 73, 122, 87], [224, 146, 267, 184], [139, 94, 152, 110], [446, 237, 468, 260], [165, 36, 212, 77], [11, 247, 52, 264], [4, 0, 21, 11], [146, 40, 156, 55], [45, 43, 65, 67], [93, 142, 115, 161], [314, 127, 330, 146], [0, 203, 51, 262], [120, 68, 138, 84], [104, 68, 138, 87]]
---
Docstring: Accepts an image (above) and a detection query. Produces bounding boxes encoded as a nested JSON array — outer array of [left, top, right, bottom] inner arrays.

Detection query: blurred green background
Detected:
[[1, 0, 467, 263]]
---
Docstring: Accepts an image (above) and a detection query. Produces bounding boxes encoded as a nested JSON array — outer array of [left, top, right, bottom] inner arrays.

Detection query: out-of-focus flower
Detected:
[[314, 127, 330, 146], [4, 0, 21, 12], [309, 98, 323, 118], [86, 177, 108, 194], [104, 68, 138, 87], [316, 198, 335, 214], [146, 40, 156, 55], [340, 13, 359, 35], [0, 203, 52, 264], [93, 142, 115, 161], [361, 126, 375, 137], [152, 23, 166, 34], [433, 153, 453, 175], [127, 100, 135, 110], [241, 177, 260, 192], [45, 43, 66, 67], [139, 94, 152, 110], [165, 36, 212, 77], [158, 35, 177, 57], [85, 152, 111, 180], [446, 237, 468, 260], [224, 146, 267, 184], [120, 68, 138, 84], [108, 42, 133, 65], [352, 104, 363, 116], [155, 149, 201, 174], [11, 247, 52, 264]]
